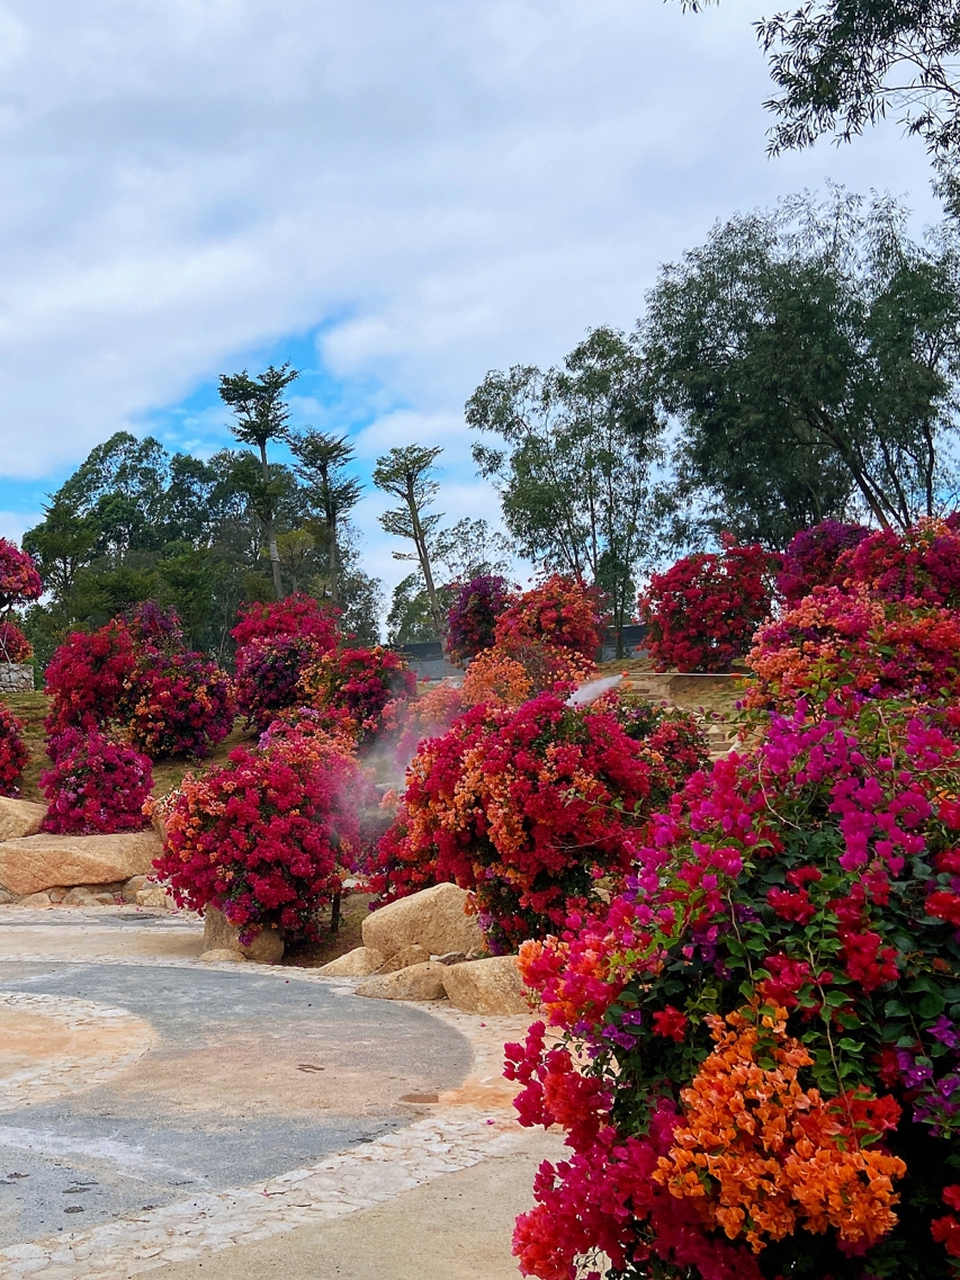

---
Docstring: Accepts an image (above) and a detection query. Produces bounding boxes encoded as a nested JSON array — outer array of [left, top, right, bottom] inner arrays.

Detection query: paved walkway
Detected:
[[0, 906, 562, 1279]]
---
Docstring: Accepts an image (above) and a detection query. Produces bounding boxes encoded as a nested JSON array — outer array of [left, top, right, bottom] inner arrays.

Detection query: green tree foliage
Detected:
[[467, 326, 661, 644], [677, 0, 960, 196], [289, 430, 362, 609], [641, 189, 960, 544], [373, 445, 448, 641]]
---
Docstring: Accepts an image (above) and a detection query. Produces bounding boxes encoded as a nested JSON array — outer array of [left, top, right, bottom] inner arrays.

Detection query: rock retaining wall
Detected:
[[0, 662, 34, 692]]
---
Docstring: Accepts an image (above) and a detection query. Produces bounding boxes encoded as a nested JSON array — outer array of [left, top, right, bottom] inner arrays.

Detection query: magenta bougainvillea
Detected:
[[639, 538, 780, 672], [447, 574, 515, 662], [776, 519, 871, 606], [299, 646, 417, 746], [0, 621, 33, 663], [842, 517, 960, 609], [0, 539, 42, 611], [40, 729, 152, 835], [494, 574, 605, 661], [0, 703, 28, 796], [231, 594, 339, 730], [509, 693, 960, 1280], [152, 731, 373, 940], [44, 621, 137, 735]]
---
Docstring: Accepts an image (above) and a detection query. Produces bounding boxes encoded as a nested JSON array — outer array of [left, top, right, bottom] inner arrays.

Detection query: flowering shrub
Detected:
[[40, 729, 152, 835], [605, 692, 712, 799], [843, 517, 960, 609], [231, 595, 339, 730], [152, 732, 371, 941], [44, 606, 234, 757], [639, 538, 780, 672], [374, 694, 706, 951], [509, 694, 960, 1280], [776, 519, 871, 606], [447, 574, 514, 662], [745, 585, 960, 712], [0, 622, 32, 663], [386, 681, 465, 770], [0, 703, 28, 796], [0, 539, 42, 610], [494, 575, 605, 660], [299, 646, 417, 746]]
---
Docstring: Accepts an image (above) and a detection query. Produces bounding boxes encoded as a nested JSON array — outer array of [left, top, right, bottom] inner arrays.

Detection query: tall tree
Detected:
[[373, 445, 447, 642], [288, 430, 362, 609], [676, 0, 960, 197], [468, 326, 661, 645], [218, 363, 299, 599], [640, 189, 960, 543]]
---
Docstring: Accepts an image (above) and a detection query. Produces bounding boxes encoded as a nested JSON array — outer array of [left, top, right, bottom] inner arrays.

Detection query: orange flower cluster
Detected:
[[461, 642, 595, 709], [654, 1007, 906, 1253]]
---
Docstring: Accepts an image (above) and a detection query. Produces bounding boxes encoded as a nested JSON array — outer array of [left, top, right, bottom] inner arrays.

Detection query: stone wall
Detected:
[[0, 663, 34, 692]]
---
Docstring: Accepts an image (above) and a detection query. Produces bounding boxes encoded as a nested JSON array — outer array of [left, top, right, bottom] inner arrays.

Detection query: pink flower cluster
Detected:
[[40, 728, 152, 835]]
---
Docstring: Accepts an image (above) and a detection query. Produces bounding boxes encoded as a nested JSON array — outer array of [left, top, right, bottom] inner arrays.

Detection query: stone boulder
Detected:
[[202, 906, 284, 964], [377, 943, 430, 974], [135, 883, 175, 909], [200, 948, 244, 963], [318, 946, 385, 977], [361, 884, 485, 960], [0, 798, 47, 842], [441, 955, 530, 1015], [356, 961, 449, 1002], [0, 829, 162, 897]]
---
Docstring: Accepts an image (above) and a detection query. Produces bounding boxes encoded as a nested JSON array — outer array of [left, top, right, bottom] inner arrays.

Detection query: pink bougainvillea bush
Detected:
[[0, 621, 33, 663], [494, 574, 605, 661], [776, 519, 871, 606], [447, 574, 515, 663], [299, 645, 417, 747], [372, 692, 707, 951], [152, 730, 373, 941], [0, 703, 28, 796], [0, 538, 42, 611], [40, 729, 152, 835], [44, 604, 234, 758], [842, 517, 960, 609], [639, 538, 780, 672], [507, 693, 960, 1280], [231, 595, 340, 731]]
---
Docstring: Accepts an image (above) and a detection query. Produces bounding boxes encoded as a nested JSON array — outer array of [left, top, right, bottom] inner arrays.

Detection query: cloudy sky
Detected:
[[0, 0, 942, 594]]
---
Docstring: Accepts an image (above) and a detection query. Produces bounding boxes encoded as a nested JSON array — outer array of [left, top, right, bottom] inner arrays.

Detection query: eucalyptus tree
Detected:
[[288, 430, 362, 608], [372, 445, 447, 641]]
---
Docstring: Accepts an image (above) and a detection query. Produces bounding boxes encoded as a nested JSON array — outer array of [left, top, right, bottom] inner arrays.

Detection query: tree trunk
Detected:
[[259, 442, 284, 600]]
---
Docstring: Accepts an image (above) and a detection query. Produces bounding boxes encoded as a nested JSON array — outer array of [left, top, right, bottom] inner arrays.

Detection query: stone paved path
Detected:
[[0, 906, 561, 1279]]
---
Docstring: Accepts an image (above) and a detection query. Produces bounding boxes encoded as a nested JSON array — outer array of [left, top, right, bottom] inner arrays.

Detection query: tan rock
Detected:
[[0, 889, 15, 905], [135, 883, 174, 909], [318, 946, 385, 977], [203, 906, 284, 964], [441, 955, 530, 1015], [355, 961, 449, 1002], [18, 891, 53, 908], [122, 875, 149, 903], [0, 798, 46, 842], [361, 883, 485, 960], [377, 943, 430, 973], [46, 886, 68, 904], [61, 886, 98, 906], [200, 948, 244, 963], [0, 829, 162, 897]]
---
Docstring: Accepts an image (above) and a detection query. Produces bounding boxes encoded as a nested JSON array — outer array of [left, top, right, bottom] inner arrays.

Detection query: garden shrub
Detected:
[[0, 703, 28, 796], [776, 519, 871, 606], [299, 645, 417, 747], [40, 729, 152, 835], [447, 574, 514, 662], [0, 621, 33, 663], [125, 649, 235, 758], [44, 621, 137, 735], [152, 731, 372, 941], [231, 594, 339, 730], [508, 694, 960, 1280], [0, 539, 42, 610], [842, 517, 960, 609], [639, 538, 780, 672], [494, 574, 605, 660]]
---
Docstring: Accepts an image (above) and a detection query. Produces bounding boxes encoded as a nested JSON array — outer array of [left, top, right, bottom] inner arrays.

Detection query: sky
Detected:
[[0, 0, 944, 599]]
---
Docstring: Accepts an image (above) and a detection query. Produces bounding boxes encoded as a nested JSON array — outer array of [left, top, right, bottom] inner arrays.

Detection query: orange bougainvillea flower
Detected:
[[654, 1006, 906, 1254]]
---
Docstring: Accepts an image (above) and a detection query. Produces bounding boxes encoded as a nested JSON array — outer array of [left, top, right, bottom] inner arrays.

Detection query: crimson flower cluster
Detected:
[[776, 519, 871, 606], [231, 594, 339, 730], [0, 703, 28, 796], [299, 646, 417, 747], [494, 574, 605, 660], [510, 694, 960, 1280], [40, 728, 152, 835], [639, 538, 780, 672], [843, 518, 960, 609], [0, 621, 33, 663], [152, 731, 374, 941], [446, 574, 514, 662], [0, 539, 42, 611]]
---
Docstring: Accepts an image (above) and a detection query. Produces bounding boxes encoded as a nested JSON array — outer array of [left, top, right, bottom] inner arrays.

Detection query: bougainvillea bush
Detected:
[[745, 585, 960, 713], [40, 729, 152, 835], [843, 517, 960, 609], [447, 574, 515, 663], [0, 621, 33, 663], [152, 731, 372, 940], [231, 595, 339, 730], [44, 604, 235, 757], [373, 693, 707, 951], [639, 538, 780, 672], [776, 520, 871, 607], [299, 646, 417, 747], [0, 538, 42, 611], [460, 642, 595, 709], [494, 574, 605, 661], [0, 703, 28, 796], [508, 694, 960, 1280]]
